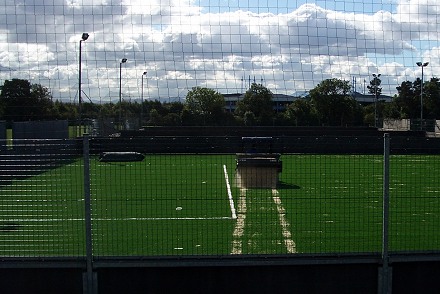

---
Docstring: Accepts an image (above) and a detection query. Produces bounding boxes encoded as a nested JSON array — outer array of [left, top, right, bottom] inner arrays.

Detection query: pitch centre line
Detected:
[[272, 189, 297, 254]]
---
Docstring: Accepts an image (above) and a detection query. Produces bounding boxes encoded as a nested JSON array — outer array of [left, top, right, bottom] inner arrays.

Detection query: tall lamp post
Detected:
[[141, 71, 147, 126], [119, 58, 127, 130], [372, 73, 381, 128], [78, 33, 89, 136], [416, 62, 429, 131]]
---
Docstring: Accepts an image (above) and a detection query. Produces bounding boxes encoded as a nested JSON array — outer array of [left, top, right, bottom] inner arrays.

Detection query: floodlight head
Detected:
[[423, 62, 429, 67], [143, 71, 147, 75], [81, 33, 89, 41], [121, 58, 127, 63], [416, 62, 422, 66]]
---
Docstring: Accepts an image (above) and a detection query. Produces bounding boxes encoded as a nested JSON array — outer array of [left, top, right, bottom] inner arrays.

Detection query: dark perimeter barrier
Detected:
[[1, 255, 440, 293]]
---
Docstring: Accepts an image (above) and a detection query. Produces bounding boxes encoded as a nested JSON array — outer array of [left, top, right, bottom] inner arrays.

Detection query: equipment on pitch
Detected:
[[235, 137, 282, 188], [99, 152, 145, 162]]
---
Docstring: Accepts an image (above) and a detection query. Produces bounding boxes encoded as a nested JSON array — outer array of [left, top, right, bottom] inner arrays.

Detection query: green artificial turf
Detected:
[[1, 154, 439, 257]]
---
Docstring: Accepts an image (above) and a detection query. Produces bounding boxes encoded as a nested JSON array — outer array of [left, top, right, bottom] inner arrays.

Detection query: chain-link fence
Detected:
[[1, 135, 440, 258], [0, 139, 84, 256]]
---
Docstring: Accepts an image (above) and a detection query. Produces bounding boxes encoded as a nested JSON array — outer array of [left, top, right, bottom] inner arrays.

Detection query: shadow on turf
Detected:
[[0, 223, 20, 231], [99, 161, 133, 167], [277, 181, 300, 190]]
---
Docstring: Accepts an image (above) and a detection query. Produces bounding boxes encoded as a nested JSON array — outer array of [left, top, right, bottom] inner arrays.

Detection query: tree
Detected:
[[148, 108, 162, 126], [162, 113, 182, 126], [99, 102, 118, 120], [284, 98, 318, 126], [309, 78, 357, 126], [0, 79, 54, 121], [235, 83, 274, 125], [367, 75, 382, 96], [394, 80, 419, 119], [243, 111, 256, 126], [52, 101, 77, 120], [422, 77, 440, 119], [1, 79, 32, 121], [366, 75, 383, 126], [183, 87, 226, 125], [382, 97, 401, 120], [30, 83, 54, 119]]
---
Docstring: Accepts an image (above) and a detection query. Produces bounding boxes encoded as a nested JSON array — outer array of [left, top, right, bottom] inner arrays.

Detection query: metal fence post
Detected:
[[379, 133, 392, 294], [83, 134, 96, 294]]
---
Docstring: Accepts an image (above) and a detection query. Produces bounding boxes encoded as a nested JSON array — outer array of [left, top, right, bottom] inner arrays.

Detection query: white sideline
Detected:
[[0, 217, 234, 222], [223, 164, 237, 219]]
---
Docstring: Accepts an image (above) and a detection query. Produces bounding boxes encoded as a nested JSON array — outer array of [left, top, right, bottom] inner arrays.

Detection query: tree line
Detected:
[[1, 77, 440, 127]]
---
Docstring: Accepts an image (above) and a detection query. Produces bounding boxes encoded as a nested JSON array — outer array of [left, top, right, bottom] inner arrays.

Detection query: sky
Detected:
[[0, 0, 439, 103]]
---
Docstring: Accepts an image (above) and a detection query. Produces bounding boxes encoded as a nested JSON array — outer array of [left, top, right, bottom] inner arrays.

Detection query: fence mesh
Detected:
[[389, 154, 440, 251], [1, 1, 439, 104], [0, 139, 84, 256], [89, 153, 237, 256], [1, 136, 439, 257]]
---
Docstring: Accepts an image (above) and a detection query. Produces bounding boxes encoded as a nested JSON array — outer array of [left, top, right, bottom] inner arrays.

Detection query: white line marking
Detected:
[[3, 165, 238, 222], [231, 188, 247, 255], [223, 164, 237, 219], [0, 217, 234, 222], [272, 189, 296, 253]]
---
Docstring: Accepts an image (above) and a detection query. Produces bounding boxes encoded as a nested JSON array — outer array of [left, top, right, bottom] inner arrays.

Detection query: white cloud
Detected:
[[0, 0, 439, 100]]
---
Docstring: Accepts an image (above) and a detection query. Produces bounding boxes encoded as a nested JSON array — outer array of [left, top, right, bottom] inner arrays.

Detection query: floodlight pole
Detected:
[[119, 58, 127, 130], [417, 62, 429, 131], [78, 33, 89, 136], [141, 71, 147, 126], [373, 73, 381, 128]]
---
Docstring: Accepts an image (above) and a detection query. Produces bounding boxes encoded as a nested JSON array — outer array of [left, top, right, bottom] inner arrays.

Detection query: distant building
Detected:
[[223, 91, 394, 113], [350, 91, 393, 105], [223, 93, 243, 112], [223, 93, 301, 113]]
